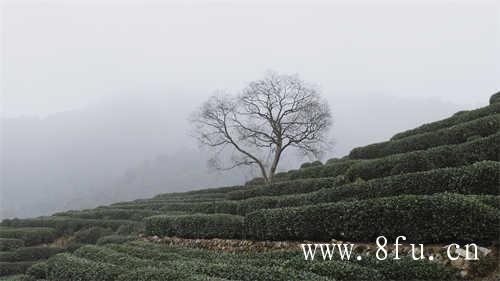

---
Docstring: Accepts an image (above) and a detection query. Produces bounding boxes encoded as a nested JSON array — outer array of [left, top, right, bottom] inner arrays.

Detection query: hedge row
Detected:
[[226, 176, 346, 201], [145, 214, 243, 239], [26, 261, 47, 279], [345, 132, 499, 181], [46, 253, 120, 281], [0, 239, 24, 251], [491, 91, 500, 104], [54, 208, 160, 221], [96, 235, 136, 245], [349, 114, 500, 159], [74, 245, 330, 281], [108, 241, 457, 281], [391, 101, 500, 140], [0, 262, 36, 277], [0, 228, 56, 246], [245, 193, 499, 243], [236, 161, 500, 215], [0, 217, 142, 236], [72, 227, 113, 244], [155, 161, 499, 216], [0, 246, 62, 262], [153, 185, 247, 199], [159, 201, 239, 214]]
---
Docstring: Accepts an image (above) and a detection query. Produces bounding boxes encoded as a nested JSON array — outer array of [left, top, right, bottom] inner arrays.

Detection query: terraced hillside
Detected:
[[1, 93, 499, 281]]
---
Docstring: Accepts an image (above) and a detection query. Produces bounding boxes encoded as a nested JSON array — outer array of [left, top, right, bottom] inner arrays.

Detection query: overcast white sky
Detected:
[[1, 0, 499, 117]]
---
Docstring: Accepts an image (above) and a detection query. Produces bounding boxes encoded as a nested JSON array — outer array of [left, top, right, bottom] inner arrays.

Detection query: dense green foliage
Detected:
[[0, 239, 24, 252], [72, 227, 114, 244], [0, 228, 56, 246], [345, 132, 499, 181], [25, 261, 47, 279], [226, 176, 346, 200], [245, 193, 499, 243], [490, 91, 500, 104], [54, 208, 161, 221], [0, 246, 62, 262], [96, 235, 136, 245], [145, 214, 244, 239], [46, 253, 121, 281], [391, 101, 500, 140], [0, 217, 142, 236], [0, 262, 35, 277], [236, 161, 500, 214], [349, 114, 500, 159]]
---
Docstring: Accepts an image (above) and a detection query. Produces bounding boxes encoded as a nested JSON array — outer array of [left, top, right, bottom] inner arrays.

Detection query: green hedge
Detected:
[[96, 235, 136, 245], [0, 228, 56, 246], [54, 208, 160, 221], [0, 246, 62, 262], [391, 102, 500, 140], [0, 262, 35, 277], [490, 91, 500, 104], [0, 239, 24, 251], [345, 132, 499, 181], [245, 193, 499, 243], [184, 161, 500, 216], [153, 185, 246, 199], [468, 195, 500, 210], [300, 161, 323, 168], [72, 227, 113, 244], [145, 214, 244, 239], [0, 217, 142, 236], [226, 176, 346, 201], [159, 201, 239, 214], [117, 267, 190, 281], [26, 261, 47, 279], [46, 253, 120, 281], [350, 114, 500, 159]]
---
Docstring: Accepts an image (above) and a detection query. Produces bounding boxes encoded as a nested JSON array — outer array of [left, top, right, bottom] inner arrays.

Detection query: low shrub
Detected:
[[391, 102, 500, 140], [46, 253, 120, 281], [236, 161, 500, 215], [74, 245, 152, 269], [159, 201, 239, 214], [490, 91, 500, 104], [26, 261, 47, 279], [0, 217, 142, 236], [0, 227, 56, 246], [0, 239, 24, 251], [117, 267, 189, 281], [245, 193, 499, 243], [96, 235, 136, 245], [0, 262, 35, 277], [349, 114, 500, 159], [115, 223, 145, 235], [226, 176, 346, 201], [468, 195, 500, 210], [355, 255, 458, 281], [54, 208, 160, 221], [153, 185, 246, 199], [0, 246, 63, 262], [145, 214, 244, 239], [300, 161, 323, 168], [72, 227, 113, 244], [345, 133, 499, 181]]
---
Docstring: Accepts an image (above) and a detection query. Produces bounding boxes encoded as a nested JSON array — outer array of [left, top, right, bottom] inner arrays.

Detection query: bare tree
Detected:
[[190, 72, 332, 183]]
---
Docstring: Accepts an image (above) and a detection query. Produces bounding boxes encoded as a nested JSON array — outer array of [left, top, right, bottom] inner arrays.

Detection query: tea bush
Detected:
[[245, 193, 499, 243], [145, 214, 243, 239], [349, 114, 500, 159]]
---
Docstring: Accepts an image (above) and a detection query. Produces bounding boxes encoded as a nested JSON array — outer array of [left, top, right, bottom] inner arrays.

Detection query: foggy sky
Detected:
[[1, 0, 499, 218]]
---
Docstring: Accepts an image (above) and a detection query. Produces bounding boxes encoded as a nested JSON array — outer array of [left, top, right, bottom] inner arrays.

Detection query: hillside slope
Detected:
[[1, 93, 499, 281]]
